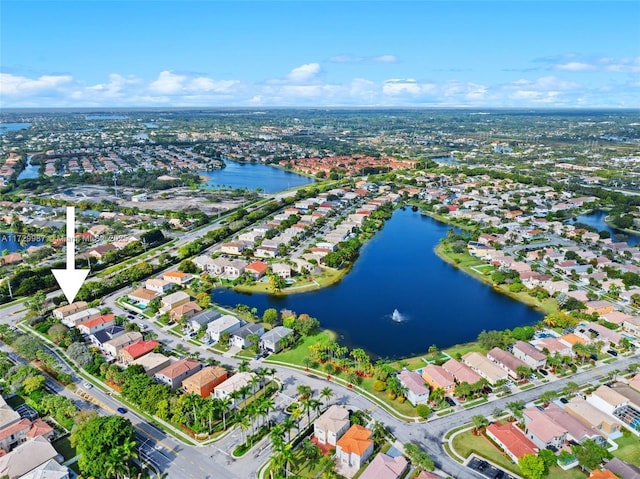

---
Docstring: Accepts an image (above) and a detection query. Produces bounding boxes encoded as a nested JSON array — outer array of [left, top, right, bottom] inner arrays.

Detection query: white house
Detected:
[[207, 315, 242, 342], [397, 370, 430, 406]]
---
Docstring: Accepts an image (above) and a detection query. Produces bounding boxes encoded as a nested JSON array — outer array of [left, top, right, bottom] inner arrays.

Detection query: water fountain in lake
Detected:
[[391, 309, 407, 323]]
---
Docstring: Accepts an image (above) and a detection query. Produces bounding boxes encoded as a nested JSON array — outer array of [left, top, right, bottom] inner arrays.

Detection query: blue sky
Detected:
[[1, 1, 639, 108]]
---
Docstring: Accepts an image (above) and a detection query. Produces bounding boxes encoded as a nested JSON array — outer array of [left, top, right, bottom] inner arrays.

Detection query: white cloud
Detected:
[[286, 63, 320, 83], [555, 61, 595, 71], [329, 54, 397, 64], [0, 73, 72, 98], [149, 70, 187, 94]]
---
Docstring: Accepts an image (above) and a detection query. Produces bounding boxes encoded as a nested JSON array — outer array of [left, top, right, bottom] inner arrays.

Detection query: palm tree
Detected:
[[120, 437, 139, 478], [430, 387, 445, 405], [238, 415, 250, 445], [219, 396, 232, 430], [308, 398, 322, 419], [270, 423, 286, 453], [301, 438, 320, 462], [238, 359, 251, 372], [346, 371, 359, 388], [281, 416, 296, 443], [540, 390, 558, 405], [507, 400, 525, 421], [562, 381, 580, 398], [297, 384, 312, 399], [472, 414, 489, 435], [273, 443, 296, 478], [320, 386, 333, 406]]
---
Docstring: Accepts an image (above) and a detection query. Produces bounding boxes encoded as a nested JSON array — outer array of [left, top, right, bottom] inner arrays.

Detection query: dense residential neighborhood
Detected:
[[0, 109, 639, 479]]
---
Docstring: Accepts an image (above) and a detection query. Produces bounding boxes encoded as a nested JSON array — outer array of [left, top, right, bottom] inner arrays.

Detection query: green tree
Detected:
[[416, 404, 431, 419], [518, 453, 545, 479], [538, 449, 557, 474], [262, 308, 279, 325], [22, 375, 46, 394], [71, 415, 137, 479], [472, 414, 488, 434], [572, 439, 612, 471]]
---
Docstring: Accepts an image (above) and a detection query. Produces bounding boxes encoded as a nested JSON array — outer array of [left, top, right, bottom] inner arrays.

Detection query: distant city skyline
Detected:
[[1, 1, 639, 109]]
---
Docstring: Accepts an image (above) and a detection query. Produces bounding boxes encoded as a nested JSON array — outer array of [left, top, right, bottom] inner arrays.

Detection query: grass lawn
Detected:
[[52, 436, 76, 461], [613, 433, 640, 467], [390, 356, 428, 370], [451, 430, 521, 475], [267, 330, 337, 366], [519, 384, 535, 391], [358, 377, 418, 418], [547, 466, 588, 479], [443, 341, 483, 359], [463, 398, 488, 408]]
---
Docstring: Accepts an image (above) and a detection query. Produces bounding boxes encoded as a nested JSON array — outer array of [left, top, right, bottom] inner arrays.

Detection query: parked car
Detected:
[[539, 369, 548, 376], [607, 349, 618, 357], [559, 397, 568, 404], [444, 397, 457, 407]]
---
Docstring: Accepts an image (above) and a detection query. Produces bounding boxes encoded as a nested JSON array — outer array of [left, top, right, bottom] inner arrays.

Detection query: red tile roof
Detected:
[[121, 340, 159, 359], [487, 422, 538, 459]]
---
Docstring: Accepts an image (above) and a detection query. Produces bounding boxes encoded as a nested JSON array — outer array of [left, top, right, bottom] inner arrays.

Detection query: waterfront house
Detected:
[[154, 359, 202, 390], [207, 315, 242, 343], [313, 405, 350, 446], [229, 323, 265, 349], [212, 372, 255, 403], [585, 300, 615, 316], [461, 352, 508, 385], [421, 364, 455, 394], [181, 366, 228, 398], [486, 422, 538, 462], [245, 260, 269, 279], [193, 255, 217, 272], [512, 341, 547, 369], [259, 326, 294, 353], [533, 337, 573, 357], [442, 358, 482, 386], [397, 370, 430, 406], [487, 347, 529, 380], [336, 425, 374, 470], [118, 339, 159, 365], [359, 453, 407, 479], [271, 263, 292, 279]]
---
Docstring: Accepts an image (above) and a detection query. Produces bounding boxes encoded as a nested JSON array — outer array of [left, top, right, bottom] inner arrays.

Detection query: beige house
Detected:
[[102, 331, 143, 357], [160, 291, 190, 313], [52, 301, 88, 321], [565, 397, 623, 437], [213, 372, 256, 403], [461, 352, 508, 385], [130, 352, 172, 377], [314, 405, 350, 446]]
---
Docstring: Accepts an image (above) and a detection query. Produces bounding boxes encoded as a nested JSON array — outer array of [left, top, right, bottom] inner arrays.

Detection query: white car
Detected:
[[82, 382, 93, 389]]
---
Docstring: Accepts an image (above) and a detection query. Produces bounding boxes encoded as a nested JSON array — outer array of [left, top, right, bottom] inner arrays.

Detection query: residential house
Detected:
[[223, 259, 247, 279], [0, 253, 23, 266], [0, 418, 53, 454], [485, 422, 538, 462], [313, 405, 350, 446], [421, 365, 455, 394], [181, 366, 228, 398], [229, 323, 265, 349], [127, 288, 158, 307], [0, 397, 21, 431], [587, 385, 629, 415], [533, 337, 573, 357], [130, 352, 172, 376], [487, 347, 529, 379], [271, 263, 292, 279], [565, 397, 623, 437], [245, 261, 269, 279], [159, 291, 190, 313], [588, 470, 618, 479], [604, 458, 640, 479], [118, 339, 160, 365], [52, 302, 87, 321], [77, 314, 115, 336], [220, 242, 245, 255], [86, 243, 116, 261], [103, 332, 143, 358], [397, 370, 430, 406], [512, 341, 547, 369], [193, 255, 217, 272], [163, 271, 194, 286], [154, 359, 203, 390], [575, 322, 623, 348], [336, 424, 374, 470], [0, 436, 61, 479], [623, 317, 640, 337], [19, 459, 69, 479], [187, 310, 222, 334], [442, 358, 482, 386], [169, 302, 202, 323], [212, 372, 256, 403], [461, 352, 508, 385], [145, 278, 173, 294], [90, 326, 125, 350], [259, 326, 294, 353], [543, 403, 606, 446], [61, 308, 101, 328], [585, 300, 615, 316], [207, 315, 242, 342], [522, 406, 568, 450], [359, 453, 407, 479]]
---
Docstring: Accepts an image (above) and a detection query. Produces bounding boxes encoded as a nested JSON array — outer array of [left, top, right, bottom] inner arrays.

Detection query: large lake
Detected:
[[573, 210, 640, 246], [213, 209, 543, 359], [0, 233, 44, 253], [0, 123, 31, 135], [200, 161, 315, 193]]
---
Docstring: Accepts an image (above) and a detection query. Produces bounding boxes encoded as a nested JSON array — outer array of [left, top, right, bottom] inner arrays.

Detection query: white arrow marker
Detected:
[[52, 206, 90, 304]]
